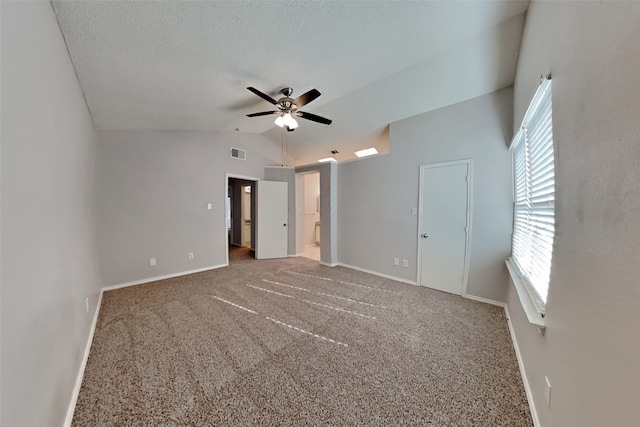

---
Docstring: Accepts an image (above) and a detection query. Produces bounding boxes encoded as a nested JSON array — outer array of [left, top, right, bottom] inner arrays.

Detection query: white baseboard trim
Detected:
[[320, 261, 339, 267], [336, 263, 417, 286], [103, 264, 227, 292], [463, 294, 506, 308], [504, 305, 540, 427], [64, 290, 104, 427]]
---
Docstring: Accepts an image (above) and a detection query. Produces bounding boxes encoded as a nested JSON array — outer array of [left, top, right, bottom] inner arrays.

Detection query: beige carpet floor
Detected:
[[72, 256, 533, 426]]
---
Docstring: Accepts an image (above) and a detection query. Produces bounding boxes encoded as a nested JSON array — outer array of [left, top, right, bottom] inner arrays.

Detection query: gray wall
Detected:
[[264, 166, 296, 256], [1, 2, 102, 425], [507, 2, 640, 426], [96, 131, 282, 286], [338, 88, 513, 301]]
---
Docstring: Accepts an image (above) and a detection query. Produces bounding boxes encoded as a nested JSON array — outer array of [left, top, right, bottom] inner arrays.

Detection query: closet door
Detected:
[[418, 161, 471, 295]]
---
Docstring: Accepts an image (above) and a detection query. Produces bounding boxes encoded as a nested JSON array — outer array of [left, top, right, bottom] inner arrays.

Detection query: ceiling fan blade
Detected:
[[246, 110, 279, 117], [297, 111, 332, 125], [247, 87, 278, 105], [293, 89, 321, 108]]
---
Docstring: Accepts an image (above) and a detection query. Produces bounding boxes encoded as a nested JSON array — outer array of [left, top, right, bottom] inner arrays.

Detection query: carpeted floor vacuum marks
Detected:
[[209, 269, 393, 347], [72, 257, 533, 426]]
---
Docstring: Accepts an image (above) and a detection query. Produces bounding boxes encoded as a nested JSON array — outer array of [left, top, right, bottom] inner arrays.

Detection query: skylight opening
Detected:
[[354, 148, 378, 158]]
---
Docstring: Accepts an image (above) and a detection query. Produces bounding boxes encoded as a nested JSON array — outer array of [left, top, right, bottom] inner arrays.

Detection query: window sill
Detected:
[[505, 258, 546, 333]]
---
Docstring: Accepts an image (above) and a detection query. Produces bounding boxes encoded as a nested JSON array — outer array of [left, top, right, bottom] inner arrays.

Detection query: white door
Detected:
[[418, 161, 470, 295], [241, 186, 252, 247], [256, 180, 288, 259]]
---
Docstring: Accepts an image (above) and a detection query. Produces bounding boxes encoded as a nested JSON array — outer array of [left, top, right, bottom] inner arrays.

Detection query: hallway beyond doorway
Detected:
[[303, 245, 320, 261]]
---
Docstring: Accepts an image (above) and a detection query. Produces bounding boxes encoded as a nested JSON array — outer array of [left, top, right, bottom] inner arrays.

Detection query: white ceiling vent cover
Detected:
[[230, 147, 246, 160]]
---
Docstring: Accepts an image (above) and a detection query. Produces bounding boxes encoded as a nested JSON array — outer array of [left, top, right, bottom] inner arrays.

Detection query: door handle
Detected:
[[421, 234, 429, 238], [283, 223, 287, 227]]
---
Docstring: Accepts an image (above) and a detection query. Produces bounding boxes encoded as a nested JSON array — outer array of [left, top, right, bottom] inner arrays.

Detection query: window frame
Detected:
[[509, 77, 554, 316]]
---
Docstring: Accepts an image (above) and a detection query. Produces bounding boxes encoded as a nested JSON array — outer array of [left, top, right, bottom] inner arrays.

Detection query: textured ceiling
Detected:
[[52, 0, 529, 165]]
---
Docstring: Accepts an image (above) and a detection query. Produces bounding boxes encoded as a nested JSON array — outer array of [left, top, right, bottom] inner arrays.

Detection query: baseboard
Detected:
[[320, 261, 339, 267], [103, 264, 227, 292], [463, 294, 506, 308], [336, 262, 417, 286], [64, 290, 104, 427], [504, 305, 541, 427]]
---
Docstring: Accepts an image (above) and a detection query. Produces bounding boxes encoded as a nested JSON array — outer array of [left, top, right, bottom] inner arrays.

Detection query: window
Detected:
[[510, 77, 554, 314]]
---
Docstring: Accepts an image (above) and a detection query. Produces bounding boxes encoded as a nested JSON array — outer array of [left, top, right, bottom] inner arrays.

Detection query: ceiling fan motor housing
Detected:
[[278, 88, 296, 112]]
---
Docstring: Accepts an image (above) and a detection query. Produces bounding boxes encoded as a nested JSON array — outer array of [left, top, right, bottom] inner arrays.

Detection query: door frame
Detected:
[[295, 170, 321, 261], [416, 159, 473, 296], [225, 173, 259, 266]]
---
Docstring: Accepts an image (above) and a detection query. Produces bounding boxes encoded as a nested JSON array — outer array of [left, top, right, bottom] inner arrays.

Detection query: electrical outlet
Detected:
[[545, 376, 552, 409], [85, 297, 89, 314], [402, 259, 409, 268], [393, 258, 399, 266], [150, 258, 156, 266], [188, 252, 194, 260]]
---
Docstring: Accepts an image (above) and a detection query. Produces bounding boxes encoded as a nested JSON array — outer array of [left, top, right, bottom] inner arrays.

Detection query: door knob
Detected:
[[283, 223, 287, 227], [421, 234, 429, 238]]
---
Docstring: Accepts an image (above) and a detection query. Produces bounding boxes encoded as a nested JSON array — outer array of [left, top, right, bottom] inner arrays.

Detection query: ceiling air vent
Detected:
[[230, 147, 246, 160]]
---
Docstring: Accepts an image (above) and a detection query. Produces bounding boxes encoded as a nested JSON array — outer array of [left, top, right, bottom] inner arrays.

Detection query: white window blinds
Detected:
[[510, 78, 554, 313]]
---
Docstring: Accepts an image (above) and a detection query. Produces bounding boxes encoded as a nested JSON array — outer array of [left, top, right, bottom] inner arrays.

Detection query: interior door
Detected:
[[256, 180, 288, 259], [418, 162, 470, 295], [241, 186, 252, 247]]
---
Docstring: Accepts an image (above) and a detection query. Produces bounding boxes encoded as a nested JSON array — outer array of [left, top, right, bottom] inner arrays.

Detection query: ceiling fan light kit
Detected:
[[275, 112, 298, 129], [246, 86, 332, 131]]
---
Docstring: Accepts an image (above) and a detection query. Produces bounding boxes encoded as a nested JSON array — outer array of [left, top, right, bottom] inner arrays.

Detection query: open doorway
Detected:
[[296, 171, 321, 261], [227, 176, 257, 263]]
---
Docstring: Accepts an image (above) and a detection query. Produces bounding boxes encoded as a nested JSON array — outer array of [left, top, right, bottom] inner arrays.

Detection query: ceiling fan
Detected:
[[246, 87, 332, 132]]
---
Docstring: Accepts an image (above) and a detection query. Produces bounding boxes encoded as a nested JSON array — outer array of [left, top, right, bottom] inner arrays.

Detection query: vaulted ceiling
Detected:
[[52, 0, 529, 165]]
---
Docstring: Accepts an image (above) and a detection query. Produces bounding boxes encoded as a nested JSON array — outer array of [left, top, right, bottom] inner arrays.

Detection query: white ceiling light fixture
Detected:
[[318, 157, 337, 163], [354, 147, 379, 158], [283, 112, 298, 129], [274, 112, 298, 129]]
